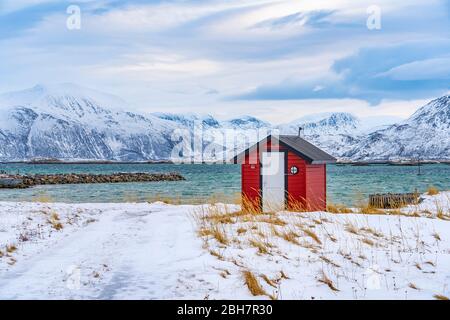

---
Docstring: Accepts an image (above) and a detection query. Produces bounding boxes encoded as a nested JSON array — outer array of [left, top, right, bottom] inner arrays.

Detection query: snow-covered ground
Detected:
[[0, 192, 449, 300]]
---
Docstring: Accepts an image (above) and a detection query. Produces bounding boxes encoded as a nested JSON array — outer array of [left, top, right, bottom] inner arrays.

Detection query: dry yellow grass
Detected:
[[261, 274, 277, 288], [257, 215, 286, 226], [327, 203, 353, 214], [242, 270, 268, 297], [249, 239, 271, 254], [427, 186, 439, 195], [433, 294, 449, 300], [237, 227, 247, 235], [52, 222, 64, 230], [318, 271, 339, 292], [345, 222, 359, 235], [358, 204, 385, 214], [198, 228, 213, 237], [320, 256, 341, 268], [280, 230, 300, 245], [6, 244, 17, 253], [300, 227, 322, 245], [408, 283, 419, 290], [209, 249, 224, 260], [432, 232, 441, 241], [211, 225, 229, 245], [361, 238, 375, 246]]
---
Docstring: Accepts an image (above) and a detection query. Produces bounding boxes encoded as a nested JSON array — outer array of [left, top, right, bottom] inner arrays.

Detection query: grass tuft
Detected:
[[427, 186, 439, 196], [318, 271, 339, 292], [242, 270, 268, 297], [433, 294, 449, 300]]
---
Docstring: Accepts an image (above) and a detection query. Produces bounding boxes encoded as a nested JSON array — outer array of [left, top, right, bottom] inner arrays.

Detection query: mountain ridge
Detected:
[[0, 84, 448, 161]]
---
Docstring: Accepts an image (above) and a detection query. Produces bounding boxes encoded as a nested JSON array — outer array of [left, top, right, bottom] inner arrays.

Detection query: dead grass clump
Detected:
[[249, 239, 271, 255], [320, 256, 341, 268], [361, 238, 375, 246], [432, 232, 441, 241], [345, 223, 360, 235], [220, 269, 231, 278], [211, 226, 229, 245], [6, 245, 17, 253], [209, 250, 225, 260], [358, 204, 385, 214], [237, 227, 247, 235], [318, 271, 339, 292], [257, 215, 286, 226], [270, 226, 282, 237], [261, 274, 277, 288], [327, 203, 353, 214], [435, 202, 450, 220], [242, 270, 268, 297], [408, 283, 420, 290], [360, 227, 383, 238], [281, 230, 300, 245], [198, 228, 213, 237], [300, 227, 322, 245], [427, 186, 439, 196], [433, 294, 449, 300], [48, 212, 63, 230], [52, 222, 64, 230]]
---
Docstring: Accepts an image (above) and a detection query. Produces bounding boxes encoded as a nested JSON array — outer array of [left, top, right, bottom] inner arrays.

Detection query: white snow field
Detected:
[[0, 192, 449, 300]]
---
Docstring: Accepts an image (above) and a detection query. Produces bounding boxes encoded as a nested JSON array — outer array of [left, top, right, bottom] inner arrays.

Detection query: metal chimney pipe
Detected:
[[298, 127, 303, 137]]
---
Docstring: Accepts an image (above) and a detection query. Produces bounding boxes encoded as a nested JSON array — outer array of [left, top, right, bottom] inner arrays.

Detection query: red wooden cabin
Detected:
[[233, 134, 336, 212]]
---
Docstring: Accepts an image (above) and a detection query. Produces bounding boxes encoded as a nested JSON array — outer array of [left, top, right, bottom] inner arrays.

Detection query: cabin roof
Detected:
[[232, 134, 337, 164]]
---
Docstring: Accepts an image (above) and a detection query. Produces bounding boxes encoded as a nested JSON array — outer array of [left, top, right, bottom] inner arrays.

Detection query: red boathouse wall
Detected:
[[241, 138, 327, 212]]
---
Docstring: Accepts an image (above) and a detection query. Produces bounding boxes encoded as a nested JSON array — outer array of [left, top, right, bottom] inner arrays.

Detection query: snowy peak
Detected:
[[152, 113, 271, 130], [407, 95, 450, 128], [152, 112, 221, 128], [223, 116, 271, 129], [343, 95, 450, 160], [0, 83, 127, 111], [279, 112, 361, 135]]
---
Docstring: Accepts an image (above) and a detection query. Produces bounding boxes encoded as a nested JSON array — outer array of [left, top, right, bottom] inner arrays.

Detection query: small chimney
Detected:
[[298, 127, 303, 137]]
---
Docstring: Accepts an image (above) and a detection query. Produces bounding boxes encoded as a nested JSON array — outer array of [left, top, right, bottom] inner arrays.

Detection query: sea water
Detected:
[[0, 163, 448, 205]]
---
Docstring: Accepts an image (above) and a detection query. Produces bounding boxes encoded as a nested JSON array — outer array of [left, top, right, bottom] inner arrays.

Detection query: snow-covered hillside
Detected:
[[277, 113, 363, 157], [0, 84, 178, 161], [344, 96, 450, 161], [0, 84, 448, 161], [0, 192, 449, 299]]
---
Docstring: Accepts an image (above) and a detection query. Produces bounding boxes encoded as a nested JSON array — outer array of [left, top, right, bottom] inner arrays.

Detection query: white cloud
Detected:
[[379, 57, 450, 80], [0, 0, 447, 123]]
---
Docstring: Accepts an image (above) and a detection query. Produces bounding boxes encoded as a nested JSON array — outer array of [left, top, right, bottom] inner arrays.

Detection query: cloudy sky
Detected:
[[0, 0, 449, 123]]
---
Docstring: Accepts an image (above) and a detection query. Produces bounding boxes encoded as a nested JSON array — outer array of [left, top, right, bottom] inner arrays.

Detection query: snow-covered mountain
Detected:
[[343, 95, 450, 161], [0, 84, 448, 161], [278, 112, 361, 135], [223, 116, 271, 130], [0, 84, 178, 161], [277, 113, 363, 157], [151, 112, 220, 129]]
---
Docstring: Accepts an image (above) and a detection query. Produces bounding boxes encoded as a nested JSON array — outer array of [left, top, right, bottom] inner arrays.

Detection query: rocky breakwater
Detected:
[[0, 172, 185, 189]]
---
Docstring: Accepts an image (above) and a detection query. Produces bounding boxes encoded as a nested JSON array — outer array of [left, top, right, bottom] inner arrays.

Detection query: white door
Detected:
[[261, 152, 285, 212]]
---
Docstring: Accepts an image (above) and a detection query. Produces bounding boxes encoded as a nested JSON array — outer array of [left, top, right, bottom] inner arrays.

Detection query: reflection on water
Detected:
[[0, 163, 449, 205]]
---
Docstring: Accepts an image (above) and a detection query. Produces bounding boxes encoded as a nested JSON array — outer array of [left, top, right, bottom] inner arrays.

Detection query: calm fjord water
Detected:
[[0, 163, 449, 205]]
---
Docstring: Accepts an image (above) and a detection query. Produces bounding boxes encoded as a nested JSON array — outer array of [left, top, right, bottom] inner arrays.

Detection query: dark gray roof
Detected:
[[232, 134, 337, 164]]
